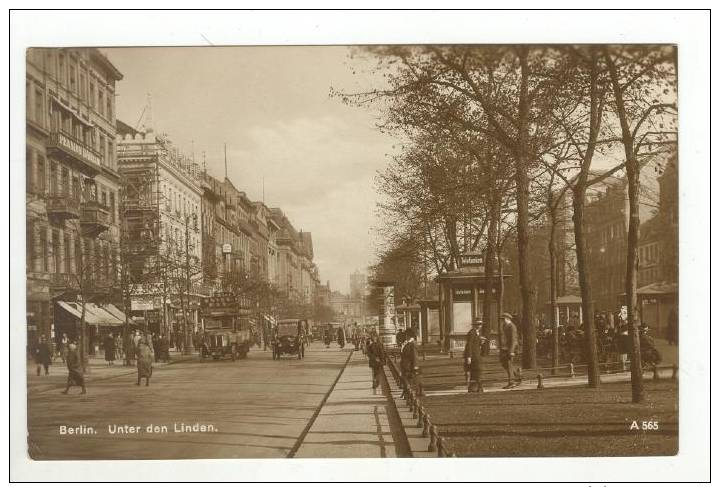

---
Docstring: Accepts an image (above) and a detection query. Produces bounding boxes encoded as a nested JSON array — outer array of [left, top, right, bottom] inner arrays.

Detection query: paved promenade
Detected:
[[294, 351, 410, 458]]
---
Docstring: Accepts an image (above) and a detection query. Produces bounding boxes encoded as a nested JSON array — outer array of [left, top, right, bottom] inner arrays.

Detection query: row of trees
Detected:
[[337, 45, 677, 402]]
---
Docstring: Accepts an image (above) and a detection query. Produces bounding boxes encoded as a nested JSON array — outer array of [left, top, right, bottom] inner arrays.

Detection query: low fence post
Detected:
[[652, 364, 659, 380], [536, 373, 544, 390], [569, 362, 575, 378], [428, 425, 437, 452], [421, 409, 429, 437]]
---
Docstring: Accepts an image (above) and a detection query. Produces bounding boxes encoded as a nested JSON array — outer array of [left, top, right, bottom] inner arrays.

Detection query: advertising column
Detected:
[[378, 284, 396, 347]]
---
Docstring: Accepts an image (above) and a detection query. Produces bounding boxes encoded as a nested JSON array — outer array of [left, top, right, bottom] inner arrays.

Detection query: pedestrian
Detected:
[[115, 333, 124, 361], [402, 328, 423, 396], [57, 333, 68, 364], [136, 336, 153, 387], [152, 333, 159, 362], [640, 323, 662, 366], [34, 335, 52, 376], [337, 327, 346, 349], [366, 335, 386, 394], [463, 318, 486, 393], [124, 331, 135, 366], [616, 320, 630, 371], [499, 312, 522, 389], [103, 333, 116, 366], [62, 342, 86, 395]]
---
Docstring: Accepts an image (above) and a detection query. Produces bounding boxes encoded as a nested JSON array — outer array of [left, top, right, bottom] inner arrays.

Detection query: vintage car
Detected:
[[272, 319, 306, 360]]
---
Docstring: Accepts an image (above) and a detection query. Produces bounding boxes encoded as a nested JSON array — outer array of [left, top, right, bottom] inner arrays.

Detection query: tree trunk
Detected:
[[572, 188, 600, 387], [625, 165, 645, 402], [548, 203, 559, 374], [515, 47, 537, 370], [605, 47, 645, 403], [483, 197, 499, 339]]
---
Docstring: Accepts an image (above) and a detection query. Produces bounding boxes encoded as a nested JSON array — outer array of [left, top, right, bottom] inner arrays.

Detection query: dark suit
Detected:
[[367, 341, 386, 389], [463, 328, 484, 392], [500, 320, 521, 385], [401, 339, 423, 396]]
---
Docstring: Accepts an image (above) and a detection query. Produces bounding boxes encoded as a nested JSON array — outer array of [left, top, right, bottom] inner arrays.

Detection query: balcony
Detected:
[[80, 201, 111, 236], [46, 193, 80, 221], [46, 131, 103, 175]]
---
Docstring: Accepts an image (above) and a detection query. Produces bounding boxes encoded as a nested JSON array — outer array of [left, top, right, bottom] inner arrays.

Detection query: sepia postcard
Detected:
[[10, 9, 710, 484]]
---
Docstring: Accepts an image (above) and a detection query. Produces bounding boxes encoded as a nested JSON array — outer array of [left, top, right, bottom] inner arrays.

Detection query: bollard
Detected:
[[428, 425, 437, 452], [416, 408, 424, 428], [421, 410, 429, 437], [449, 350, 454, 359], [672, 363, 678, 379], [653, 364, 659, 380], [437, 437, 445, 457], [536, 373, 544, 390], [422, 349, 427, 361], [569, 362, 575, 378]]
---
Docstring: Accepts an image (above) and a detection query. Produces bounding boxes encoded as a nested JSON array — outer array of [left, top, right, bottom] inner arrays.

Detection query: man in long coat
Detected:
[[401, 328, 423, 396], [499, 312, 522, 388], [366, 335, 386, 394], [464, 318, 486, 393], [62, 343, 86, 394], [136, 337, 153, 386], [34, 335, 52, 376]]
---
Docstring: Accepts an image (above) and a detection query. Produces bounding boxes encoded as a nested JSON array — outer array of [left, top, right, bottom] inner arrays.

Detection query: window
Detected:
[[71, 176, 80, 201], [52, 230, 61, 274], [75, 237, 82, 274], [49, 162, 58, 195], [36, 155, 46, 193], [98, 89, 104, 116], [107, 141, 113, 168], [106, 95, 112, 120], [109, 192, 115, 223], [58, 53, 66, 85], [89, 82, 95, 109], [80, 73, 86, 101], [99, 134, 105, 163], [26, 223, 34, 271], [39, 228, 48, 272], [64, 234, 71, 274], [34, 88, 43, 124], [26, 148, 33, 192], [69, 61, 76, 92]]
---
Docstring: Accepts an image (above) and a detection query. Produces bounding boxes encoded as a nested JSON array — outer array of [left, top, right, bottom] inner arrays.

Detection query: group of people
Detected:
[[463, 312, 522, 393]]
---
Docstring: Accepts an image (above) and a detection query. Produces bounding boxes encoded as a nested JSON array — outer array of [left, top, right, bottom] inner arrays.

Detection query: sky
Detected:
[[103, 46, 394, 294]]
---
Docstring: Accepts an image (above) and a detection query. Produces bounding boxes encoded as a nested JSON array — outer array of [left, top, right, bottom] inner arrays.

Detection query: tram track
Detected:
[[286, 349, 354, 458]]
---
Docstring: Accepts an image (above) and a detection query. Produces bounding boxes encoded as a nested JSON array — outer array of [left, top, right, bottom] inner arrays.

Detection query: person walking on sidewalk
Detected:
[[402, 328, 423, 396], [499, 312, 522, 389], [103, 333, 116, 366], [366, 335, 386, 394], [136, 337, 153, 387], [464, 318, 486, 393], [62, 343, 86, 395], [34, 335, 52, 376]]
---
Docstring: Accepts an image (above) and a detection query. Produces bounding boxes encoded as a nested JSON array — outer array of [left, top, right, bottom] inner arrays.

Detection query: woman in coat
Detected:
[[62, 343, 86, 394], [136, 337, 153, 386], [103, 333, 116, 366]]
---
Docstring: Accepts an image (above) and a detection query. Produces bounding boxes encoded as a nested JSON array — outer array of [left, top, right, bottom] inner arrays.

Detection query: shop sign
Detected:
[[458, 253, 484, 269], [453, 287, 473, 302]]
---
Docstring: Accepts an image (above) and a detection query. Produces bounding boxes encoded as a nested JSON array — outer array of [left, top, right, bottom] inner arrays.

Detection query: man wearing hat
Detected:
[[401, 327, 423, 396], [464, 318, 486, 393], [500, 312, 521, 388]]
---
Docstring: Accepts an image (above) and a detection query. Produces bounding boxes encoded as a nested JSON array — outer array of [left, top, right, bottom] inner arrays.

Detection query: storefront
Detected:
[[54, 301, 132, 355], [637, 282, 678, 337]]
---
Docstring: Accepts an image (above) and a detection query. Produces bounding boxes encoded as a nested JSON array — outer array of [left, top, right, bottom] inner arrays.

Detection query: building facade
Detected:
[[26, 48, 123, 345], [116, 122, 204, 334]]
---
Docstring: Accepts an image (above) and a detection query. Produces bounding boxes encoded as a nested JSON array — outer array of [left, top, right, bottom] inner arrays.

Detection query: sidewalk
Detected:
[[26, 351, 196, 394], [293, 351, 410, 458]]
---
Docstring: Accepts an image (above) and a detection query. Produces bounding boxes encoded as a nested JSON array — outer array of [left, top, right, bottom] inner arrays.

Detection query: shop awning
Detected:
[[56, 301, 125, 326]]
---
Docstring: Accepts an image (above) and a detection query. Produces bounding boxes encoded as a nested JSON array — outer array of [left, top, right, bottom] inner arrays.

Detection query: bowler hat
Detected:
[[501, 312, 514, 320]]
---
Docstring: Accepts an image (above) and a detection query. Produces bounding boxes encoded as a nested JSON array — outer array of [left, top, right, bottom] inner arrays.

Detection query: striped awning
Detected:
[[56, 301, 125, 327]]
